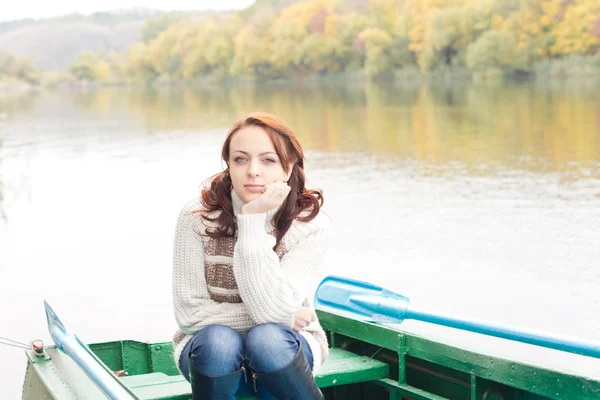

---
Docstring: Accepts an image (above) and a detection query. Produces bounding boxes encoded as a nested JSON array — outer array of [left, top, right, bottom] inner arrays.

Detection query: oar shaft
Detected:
[[45, 301, 137, 400], [407, 306, 600, 358], [60, 334, 137, 400]]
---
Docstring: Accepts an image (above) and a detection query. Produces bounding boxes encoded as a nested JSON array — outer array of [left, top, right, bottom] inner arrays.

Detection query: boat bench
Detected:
[[121, 347, 389, 400]]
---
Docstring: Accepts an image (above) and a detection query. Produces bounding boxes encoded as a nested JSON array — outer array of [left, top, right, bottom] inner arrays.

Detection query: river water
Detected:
[[1, 81, 599, 398]]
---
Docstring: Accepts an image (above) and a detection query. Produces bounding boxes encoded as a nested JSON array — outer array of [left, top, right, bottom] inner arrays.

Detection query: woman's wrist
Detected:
[[241, 204, 258, 214]]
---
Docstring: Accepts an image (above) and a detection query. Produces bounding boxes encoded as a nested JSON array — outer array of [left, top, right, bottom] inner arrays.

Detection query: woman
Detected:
[[171, 112, 332, 399]]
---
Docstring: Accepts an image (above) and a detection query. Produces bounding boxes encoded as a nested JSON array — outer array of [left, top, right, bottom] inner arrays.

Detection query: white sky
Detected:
[[1, 1, 256, 22]]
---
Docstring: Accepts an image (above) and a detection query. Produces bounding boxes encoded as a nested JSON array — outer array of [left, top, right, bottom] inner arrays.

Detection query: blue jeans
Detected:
[[179, 323, 314, 399]]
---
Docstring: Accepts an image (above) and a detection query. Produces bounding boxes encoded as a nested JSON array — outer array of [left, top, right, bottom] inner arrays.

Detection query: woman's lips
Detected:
[[244, 184, 265, 193]]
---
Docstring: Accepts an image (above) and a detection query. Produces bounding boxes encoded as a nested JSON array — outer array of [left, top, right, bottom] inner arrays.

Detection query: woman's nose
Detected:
[[247, 160, 261, 176]]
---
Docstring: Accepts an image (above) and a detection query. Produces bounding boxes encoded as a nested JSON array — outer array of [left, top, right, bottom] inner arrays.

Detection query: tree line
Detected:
[[4, 0, 600, 85]]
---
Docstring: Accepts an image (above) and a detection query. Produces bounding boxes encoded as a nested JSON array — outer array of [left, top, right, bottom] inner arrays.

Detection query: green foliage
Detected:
[[59, 0, 600, 83], [359, 28, 412, 78], [0, 51, 39, 84], [68, 50, 124, 82], [141, 13, 186, 44], [466, 30, 518, 73], [431, 6, 492, 67], [230, 26, 274, 77], [126, 43, 159, 82]]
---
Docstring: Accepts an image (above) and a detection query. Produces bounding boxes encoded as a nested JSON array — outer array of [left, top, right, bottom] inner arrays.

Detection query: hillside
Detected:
[[0, 21, 144, 70], [0, 8, 227, 71]]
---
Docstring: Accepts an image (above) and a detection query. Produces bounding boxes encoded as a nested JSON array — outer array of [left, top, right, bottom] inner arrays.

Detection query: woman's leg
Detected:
[[245, 323, 323, 400], [179, 325, 246, 400]]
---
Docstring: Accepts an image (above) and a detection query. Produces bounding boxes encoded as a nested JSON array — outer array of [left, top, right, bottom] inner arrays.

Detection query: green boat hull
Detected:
[[22, 310, 600, 399]]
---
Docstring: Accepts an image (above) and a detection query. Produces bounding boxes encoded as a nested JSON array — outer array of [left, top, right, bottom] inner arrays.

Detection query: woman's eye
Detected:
[[264, 158, 276, 164], [234, 157, 246, 162]]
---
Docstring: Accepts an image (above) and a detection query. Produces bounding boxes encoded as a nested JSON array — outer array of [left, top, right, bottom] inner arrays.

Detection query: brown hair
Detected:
[[199, 112, 323, 245]]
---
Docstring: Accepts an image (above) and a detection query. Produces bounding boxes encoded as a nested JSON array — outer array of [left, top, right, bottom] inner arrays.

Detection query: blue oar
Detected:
[[45, 301, 140, 400], [314, 275, 600, 359]]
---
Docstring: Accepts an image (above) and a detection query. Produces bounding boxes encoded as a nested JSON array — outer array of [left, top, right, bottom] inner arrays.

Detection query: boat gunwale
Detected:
[[23, 310, 600, 400], [316, 310, 600, 400]]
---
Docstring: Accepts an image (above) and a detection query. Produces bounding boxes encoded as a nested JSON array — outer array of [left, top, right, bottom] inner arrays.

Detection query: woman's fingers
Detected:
[[262, 182, 291, 208], [293, 319, 306, 331], [263, 184, 274, 195], [241, 181, 291, 214], [292, 307, 316, 331]]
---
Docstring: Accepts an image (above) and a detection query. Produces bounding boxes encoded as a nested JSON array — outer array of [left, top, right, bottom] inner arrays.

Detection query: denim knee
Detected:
[[187, 324, 244, 376], [245, 323, 299, 373]]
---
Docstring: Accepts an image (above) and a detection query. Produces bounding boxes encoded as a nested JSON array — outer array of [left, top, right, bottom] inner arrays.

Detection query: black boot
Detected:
[[253, 341, 324, 400], [188, 357, 246, 400]]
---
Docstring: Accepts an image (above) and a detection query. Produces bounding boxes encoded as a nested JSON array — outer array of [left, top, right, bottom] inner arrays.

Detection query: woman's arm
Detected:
[[172, 199, 255, 334], [232, 212, 331, 328]]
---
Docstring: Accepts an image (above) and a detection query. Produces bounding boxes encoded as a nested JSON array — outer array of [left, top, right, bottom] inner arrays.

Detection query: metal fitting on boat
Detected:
[[30, 339, 46, 357]]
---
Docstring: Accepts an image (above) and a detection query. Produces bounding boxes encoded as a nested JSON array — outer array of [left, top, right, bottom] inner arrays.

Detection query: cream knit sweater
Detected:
[[171, 190, 332, 375]]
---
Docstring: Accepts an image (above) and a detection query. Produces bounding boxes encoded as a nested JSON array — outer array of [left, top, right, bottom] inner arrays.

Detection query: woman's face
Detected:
[[228, 125, 292, 203]]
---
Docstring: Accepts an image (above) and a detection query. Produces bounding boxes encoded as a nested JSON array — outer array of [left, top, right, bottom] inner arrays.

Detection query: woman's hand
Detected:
[[241, 181, 291, 215], [293, 307, 316, 332]]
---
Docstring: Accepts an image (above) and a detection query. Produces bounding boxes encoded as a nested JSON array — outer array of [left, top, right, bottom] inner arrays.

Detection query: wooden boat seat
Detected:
[[120, 347, 389, 400]]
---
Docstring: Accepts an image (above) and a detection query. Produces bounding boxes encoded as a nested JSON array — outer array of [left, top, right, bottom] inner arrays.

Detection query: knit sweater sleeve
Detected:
[[232, 211, 331, 328], [172, 199, 255, 334]]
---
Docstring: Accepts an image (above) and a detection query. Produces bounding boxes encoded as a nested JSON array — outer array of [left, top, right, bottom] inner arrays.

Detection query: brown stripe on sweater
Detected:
[[205, 263, 238, 290], [208, 291, 242, 303], [202, 230, 287, 304], [204, 235, 235, 257]]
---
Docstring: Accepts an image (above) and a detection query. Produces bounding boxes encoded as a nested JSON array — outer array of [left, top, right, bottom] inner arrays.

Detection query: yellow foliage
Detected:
[[548, 0, 600, 56], [94, 0, 600, 80], [126, 43, 149, 74], [269, 0, 341, 70], [406, 0, 493, 68], [324, 13, 342, 37], [275, 0, 339, 30], [540, 0, 561, 28], [491, 15, 505, 30], [230, 26, 271, 75], [368, 0, 405, 32], [146, 22, 187, 74], [498, 0, 552, 59], [359, 28, 393, 47], [93, 60, 112, 81]]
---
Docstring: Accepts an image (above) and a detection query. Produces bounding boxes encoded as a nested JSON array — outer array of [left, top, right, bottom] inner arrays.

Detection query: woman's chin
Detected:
[[238, 191, 260, 203]]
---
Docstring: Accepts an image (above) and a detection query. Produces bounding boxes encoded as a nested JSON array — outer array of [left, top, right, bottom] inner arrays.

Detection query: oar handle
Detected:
[[407, 306, 600, 359]]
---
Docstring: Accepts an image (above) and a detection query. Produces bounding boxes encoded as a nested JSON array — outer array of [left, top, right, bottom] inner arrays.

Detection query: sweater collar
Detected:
[[231, 189, 279, 221]]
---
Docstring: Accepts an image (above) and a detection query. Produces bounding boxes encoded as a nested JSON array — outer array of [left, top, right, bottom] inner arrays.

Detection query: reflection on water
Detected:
[[0, 81, 599, 398], [9, 80, 597, 176]]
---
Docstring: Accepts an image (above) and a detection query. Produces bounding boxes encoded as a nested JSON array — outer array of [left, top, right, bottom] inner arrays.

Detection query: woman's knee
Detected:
[[245, 323, 298, 373], [246, 323, 295, 351], [188, 325, 244, 375]]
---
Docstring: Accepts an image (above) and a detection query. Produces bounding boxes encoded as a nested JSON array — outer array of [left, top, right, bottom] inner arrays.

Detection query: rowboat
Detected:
[[22, 277, 600, 399]]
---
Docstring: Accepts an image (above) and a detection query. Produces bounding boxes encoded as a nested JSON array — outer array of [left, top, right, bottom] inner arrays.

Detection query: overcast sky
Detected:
[[1, 1, 256, 22]]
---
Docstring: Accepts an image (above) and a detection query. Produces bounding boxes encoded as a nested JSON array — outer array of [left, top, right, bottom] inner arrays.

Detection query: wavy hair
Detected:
[[199, 112, 323, 245]]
